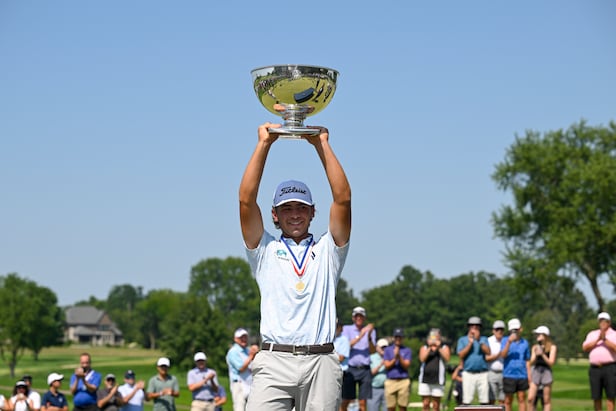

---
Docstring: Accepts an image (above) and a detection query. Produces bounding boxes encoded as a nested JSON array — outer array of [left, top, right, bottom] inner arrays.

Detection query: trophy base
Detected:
[[268, 126, 320, 139]]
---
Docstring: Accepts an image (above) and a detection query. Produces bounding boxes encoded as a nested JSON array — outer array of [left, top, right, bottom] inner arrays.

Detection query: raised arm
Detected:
[[304, 127, 351, 247], [239, 123, 280, 248]]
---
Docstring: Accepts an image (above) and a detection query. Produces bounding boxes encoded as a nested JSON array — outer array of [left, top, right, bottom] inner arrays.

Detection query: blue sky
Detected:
[[1, 1, 615, 307]]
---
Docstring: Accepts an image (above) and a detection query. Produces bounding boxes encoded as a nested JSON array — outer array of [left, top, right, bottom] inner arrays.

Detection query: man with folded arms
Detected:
[[583, 312, 616, 411]]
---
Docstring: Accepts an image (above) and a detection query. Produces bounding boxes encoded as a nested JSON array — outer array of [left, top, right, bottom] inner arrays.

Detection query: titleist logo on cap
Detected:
[[280, 186, 307, 195]]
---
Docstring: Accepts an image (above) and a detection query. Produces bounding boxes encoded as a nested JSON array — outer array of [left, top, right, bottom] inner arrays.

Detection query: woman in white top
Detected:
[[10, 381, 34, 411]]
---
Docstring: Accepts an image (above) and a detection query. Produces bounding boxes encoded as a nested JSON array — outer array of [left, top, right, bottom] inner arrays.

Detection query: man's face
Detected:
[[80, 355, 91, 371], [237, 335, 248, 348], [353, 314, 365, 327], [273, 202, 314, 239], [468, 324, 481, 338], [599, 319, 611, 331], [196, 359, 206, 370], [493, 327, 504, 339], [157, 365, 168, 376], [106, 377, 115, 387]]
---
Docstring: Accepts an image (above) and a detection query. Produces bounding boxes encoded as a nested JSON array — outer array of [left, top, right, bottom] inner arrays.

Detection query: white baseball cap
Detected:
[[508, 318, 522, 330], [234, 328, 249, 338], [533, 325, 550, 336], [47, 373, 63, 386], [598, 312, 611, 321], [352, 306, 366, 317], [193, 352, 207, 362], [492, 320, 506, 329], [157, 357, 170, 367], [376, 338, 389, 348]]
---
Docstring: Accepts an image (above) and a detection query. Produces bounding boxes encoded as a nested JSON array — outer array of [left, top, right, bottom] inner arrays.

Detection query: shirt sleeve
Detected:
[[227, 348, 244, 371]]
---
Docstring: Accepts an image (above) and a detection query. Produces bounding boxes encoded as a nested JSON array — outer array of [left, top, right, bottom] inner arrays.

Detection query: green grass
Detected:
[[0, 347, 600, 411]]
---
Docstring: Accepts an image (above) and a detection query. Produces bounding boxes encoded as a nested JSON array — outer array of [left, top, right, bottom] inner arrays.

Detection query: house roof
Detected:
[[65, 306, 105, 325]]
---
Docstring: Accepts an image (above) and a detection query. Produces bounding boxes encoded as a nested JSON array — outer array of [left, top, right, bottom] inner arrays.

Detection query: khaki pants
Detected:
[[385, 378, 410, 409], [246, 351, 342, 411], [191, 399, 215, 411]]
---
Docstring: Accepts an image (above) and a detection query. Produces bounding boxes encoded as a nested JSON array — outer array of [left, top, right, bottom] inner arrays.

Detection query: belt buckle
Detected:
[[293, 345, 309, 355]]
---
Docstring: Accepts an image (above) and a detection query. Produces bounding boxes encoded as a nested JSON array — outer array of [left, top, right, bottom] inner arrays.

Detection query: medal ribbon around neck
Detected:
[[280, 235, 314, 278]]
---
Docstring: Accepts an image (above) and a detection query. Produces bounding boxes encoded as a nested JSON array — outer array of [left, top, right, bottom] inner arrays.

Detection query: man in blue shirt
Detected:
[[70, 353, 101, 411], [456, 316, 491, 405], [226, 328, 258, 411], [500, 318, 530, 411]]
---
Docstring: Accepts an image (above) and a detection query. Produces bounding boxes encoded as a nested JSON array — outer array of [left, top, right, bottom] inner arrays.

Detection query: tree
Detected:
[[158, 294, 228, 372], [492, 120, 616, 311], [336, 277, 360, 323], [136, 289, 184, 349], [106, 284, 144, 344], [0, 273, 64, 376], [188, 257, 260, 335]]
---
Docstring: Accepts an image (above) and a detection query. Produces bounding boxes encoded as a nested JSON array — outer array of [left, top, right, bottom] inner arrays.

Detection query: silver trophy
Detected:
[[251, 65, 339, 139]]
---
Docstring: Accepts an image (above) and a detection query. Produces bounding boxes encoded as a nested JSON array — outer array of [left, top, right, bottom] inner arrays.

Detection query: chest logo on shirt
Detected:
[[276, 249, 289, 260]]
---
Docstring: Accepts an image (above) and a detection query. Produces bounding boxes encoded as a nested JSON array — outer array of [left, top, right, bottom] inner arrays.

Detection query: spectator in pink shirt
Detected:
[[582, 312, 616, 411]]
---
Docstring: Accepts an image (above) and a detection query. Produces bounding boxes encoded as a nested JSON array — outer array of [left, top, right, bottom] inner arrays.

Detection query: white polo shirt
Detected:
[[246, 230, 349, 346]]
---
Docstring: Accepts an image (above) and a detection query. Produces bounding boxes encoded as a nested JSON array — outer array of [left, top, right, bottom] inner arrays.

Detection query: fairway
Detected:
[[0, 347, 599, 411]]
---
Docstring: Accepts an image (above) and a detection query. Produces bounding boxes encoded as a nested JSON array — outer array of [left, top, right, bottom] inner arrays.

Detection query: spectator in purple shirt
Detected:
[[341, 306, 377, 411], [383, 328, 412, 411]]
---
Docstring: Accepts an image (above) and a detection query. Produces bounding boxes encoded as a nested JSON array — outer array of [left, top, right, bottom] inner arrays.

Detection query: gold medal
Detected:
[[296, 281, 305, 292]]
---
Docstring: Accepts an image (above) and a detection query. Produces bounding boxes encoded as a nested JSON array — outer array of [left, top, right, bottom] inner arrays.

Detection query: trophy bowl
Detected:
[[251, 65, 339, 139]]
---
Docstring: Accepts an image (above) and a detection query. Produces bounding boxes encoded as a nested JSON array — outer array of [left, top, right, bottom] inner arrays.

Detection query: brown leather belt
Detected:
[[261, 342, 334, 355]]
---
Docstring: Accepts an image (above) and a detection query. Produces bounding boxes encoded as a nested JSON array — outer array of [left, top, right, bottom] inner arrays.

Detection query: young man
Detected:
[[500, 318, 530, 411], [41, 373, 68, 411], [582, 311, 616, 411], [225, 328, 258, 411], [146, 357, 180, 411], [118, 370, 145, 411], [239, 122, 352, 411], [70, 353, 101, 411], [187, 352, 219, 411]]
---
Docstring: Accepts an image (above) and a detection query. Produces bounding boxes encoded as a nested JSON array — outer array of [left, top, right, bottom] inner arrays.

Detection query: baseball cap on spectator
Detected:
[[47, 373, 63, 386], [157, 357, 170, 367], [124, 370, 136, 379], [533, 325, 550, 336], [105, 374, 116, 381], [352, 306, 366, 317], [234, 328, 249, 338], [508, 318, 522, 330], [467, 316, 482, 326], [492, 320, 505, 329], [194, 352, 207, 362], [598, 312, 611, 321], [377, 338, 389, 348], [273, 180, 313, 207], [15, 381, 27, 387], [393, 328, 404, 337]]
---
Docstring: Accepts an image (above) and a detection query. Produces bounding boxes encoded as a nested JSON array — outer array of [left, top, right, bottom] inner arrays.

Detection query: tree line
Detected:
[[2, 118, 615, 378]]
